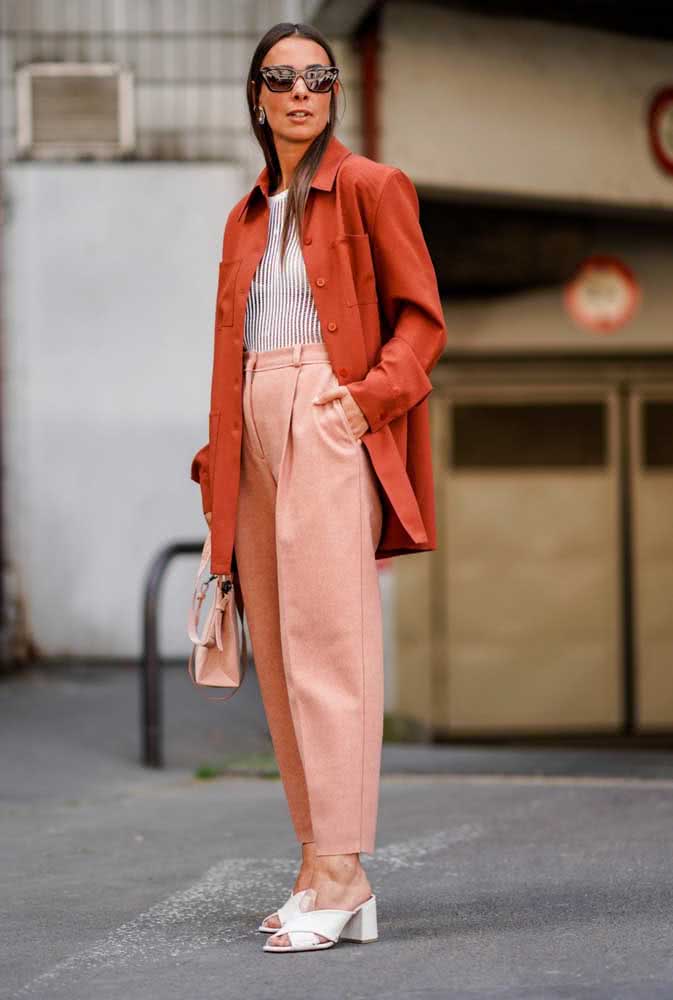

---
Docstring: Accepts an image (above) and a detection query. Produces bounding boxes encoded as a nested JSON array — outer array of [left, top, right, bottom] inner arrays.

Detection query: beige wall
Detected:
[[441, 234, 673, 354], [381, 3, 673, 212]]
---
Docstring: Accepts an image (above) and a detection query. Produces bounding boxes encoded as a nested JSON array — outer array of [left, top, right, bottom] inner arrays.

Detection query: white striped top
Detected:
[[243, 188, 324, 352]]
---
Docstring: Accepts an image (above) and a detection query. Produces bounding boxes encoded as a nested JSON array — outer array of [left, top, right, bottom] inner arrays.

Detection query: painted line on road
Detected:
[[12, 824, 482, 997]]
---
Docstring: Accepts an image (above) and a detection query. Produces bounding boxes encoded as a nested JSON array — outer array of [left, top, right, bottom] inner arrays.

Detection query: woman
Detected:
[[190, 21, 447, 953]]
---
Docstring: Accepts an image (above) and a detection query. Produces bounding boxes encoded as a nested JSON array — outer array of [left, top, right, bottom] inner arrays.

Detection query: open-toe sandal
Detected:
[[258, 888, 312, 933], [263, 893, 377, 953]]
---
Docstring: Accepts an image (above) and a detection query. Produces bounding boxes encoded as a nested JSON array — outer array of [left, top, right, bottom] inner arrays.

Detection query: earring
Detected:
[[256, 106, 266, 125]]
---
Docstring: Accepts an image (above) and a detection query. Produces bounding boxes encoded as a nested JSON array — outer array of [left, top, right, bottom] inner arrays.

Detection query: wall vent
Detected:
[[16, 62, 135, 159]]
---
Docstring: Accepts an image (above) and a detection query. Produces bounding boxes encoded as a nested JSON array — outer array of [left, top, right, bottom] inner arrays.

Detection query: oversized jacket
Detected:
[[190, 134, 447, 576]]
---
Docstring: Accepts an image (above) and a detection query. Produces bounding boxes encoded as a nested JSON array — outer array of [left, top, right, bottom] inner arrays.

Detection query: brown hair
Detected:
[[246, 22, 344, 269]]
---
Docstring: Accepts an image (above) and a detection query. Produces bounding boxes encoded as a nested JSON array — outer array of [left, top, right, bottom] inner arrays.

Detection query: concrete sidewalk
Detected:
[[3, 662, 673, 999]]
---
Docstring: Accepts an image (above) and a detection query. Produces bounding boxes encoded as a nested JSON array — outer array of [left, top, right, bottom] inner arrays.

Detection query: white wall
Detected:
[[4, 162, 244, 656], [0, 0, 373, 663]]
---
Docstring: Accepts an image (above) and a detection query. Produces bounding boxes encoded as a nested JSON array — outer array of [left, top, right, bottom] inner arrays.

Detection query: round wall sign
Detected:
[[563, 255, 640, 333], [649, 86, 673, 176]]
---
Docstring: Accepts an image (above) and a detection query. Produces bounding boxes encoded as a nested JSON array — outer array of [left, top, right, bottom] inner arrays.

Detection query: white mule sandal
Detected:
[[258, 889, 312, 933], [262, 893, 378, 953]]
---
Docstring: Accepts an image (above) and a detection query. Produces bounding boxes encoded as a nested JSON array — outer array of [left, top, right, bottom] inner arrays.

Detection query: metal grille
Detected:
[[0, 0, 316, 163], [31, 71, 120, 143]]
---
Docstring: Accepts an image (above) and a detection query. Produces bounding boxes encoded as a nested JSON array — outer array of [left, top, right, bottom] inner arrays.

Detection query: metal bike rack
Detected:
[[140, 539, 204, 768]]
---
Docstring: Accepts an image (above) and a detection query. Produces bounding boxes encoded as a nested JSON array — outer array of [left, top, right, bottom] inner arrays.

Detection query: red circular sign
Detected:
[[563, 255, 640, 333], [649, 86, 673, 176]]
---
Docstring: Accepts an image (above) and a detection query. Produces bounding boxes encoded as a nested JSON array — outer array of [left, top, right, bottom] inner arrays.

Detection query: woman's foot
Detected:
[[260, 841, 317, 931], [267, 852, 372, 948]]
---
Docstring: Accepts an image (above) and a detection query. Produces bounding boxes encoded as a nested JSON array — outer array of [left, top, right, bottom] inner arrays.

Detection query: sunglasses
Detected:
[[258, 64, 339, 94]]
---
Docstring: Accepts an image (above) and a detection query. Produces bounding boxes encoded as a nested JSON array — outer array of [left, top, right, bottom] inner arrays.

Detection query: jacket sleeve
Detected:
[[190, 212, 239, 520], [345, 168, 447, 435], [190, 442, 212, 516]]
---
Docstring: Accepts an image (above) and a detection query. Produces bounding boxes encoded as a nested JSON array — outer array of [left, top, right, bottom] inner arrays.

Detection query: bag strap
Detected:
[[187, 530, 234, 646], [187, 529, 249, 702]]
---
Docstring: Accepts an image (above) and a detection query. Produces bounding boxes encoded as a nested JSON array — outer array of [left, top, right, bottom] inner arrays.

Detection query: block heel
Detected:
[[340, 894, 378, 942]]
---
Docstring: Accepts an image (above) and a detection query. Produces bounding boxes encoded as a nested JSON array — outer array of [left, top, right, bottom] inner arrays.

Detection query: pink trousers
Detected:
[[233, 341, 384, 856]]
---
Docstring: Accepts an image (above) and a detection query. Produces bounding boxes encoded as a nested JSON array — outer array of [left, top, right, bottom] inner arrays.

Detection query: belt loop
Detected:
[[250, 349, 258, 371], [292, 343, 302, 367]]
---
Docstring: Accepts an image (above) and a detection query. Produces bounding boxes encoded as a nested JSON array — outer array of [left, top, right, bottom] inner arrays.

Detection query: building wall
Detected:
[[0, 0, 360, 175], [380, 2, 673, 212], [0, 0, 319, 164], [0, 1, 364, 658], [372, 3, 673, 732], [441, 230, 673, 355], [4, 161, 244, 656]]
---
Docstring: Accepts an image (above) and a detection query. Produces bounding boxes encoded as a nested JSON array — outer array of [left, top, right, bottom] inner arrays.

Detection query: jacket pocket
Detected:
[[334, 234, 378, 307], [215, 258, 242, 327]]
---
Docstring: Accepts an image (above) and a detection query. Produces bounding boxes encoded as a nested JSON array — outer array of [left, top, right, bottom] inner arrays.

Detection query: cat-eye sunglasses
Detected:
[[258, 64, 340, 93]]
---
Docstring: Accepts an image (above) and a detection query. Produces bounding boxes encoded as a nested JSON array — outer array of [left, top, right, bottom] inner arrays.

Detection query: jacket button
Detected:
[[304, 236, 312, 245], [327, 321, 337, 332], [338, 367, 348, 377], [316, 276, 326, 287]]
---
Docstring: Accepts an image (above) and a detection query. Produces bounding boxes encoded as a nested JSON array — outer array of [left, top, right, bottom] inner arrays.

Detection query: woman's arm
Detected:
[[345, 167, 447, 435]]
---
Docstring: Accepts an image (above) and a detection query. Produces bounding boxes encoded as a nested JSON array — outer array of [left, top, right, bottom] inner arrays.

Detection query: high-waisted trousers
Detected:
[[233, 340, 384, 856]]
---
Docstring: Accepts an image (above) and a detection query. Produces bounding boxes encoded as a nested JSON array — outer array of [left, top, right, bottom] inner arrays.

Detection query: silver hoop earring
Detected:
[[256, 106, 266, 125]]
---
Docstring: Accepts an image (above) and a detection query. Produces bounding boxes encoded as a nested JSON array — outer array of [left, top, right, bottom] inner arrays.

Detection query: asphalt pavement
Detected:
[[2, 661, 673, 999]]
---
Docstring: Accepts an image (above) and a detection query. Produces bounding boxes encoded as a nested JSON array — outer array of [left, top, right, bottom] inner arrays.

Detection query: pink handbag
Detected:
[[187, 529, 248, 701]]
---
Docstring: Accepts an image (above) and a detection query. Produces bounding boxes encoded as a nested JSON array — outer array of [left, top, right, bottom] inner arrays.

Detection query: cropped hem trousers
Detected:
[[233, 341, 384, 856]]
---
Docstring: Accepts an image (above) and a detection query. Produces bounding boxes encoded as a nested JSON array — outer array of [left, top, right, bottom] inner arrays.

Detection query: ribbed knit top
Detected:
[[243, 188, 324, 352]]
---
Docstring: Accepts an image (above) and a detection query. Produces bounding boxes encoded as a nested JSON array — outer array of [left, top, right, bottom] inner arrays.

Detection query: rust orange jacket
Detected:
[[190, 134, 447, 575]]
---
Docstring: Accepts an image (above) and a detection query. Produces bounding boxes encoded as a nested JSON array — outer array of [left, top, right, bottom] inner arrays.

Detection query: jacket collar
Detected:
[[236, 134, 352, 222]]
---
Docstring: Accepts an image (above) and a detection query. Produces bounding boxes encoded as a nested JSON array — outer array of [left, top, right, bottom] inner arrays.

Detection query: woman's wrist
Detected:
[[341, 387, 369, 438]]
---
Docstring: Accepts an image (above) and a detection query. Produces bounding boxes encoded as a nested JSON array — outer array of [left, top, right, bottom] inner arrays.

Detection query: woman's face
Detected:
[[256, 36, 339, 147]]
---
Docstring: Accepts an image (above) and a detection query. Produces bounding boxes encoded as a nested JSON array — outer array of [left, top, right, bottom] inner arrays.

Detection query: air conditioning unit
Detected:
[[16, 62, 135, 159]]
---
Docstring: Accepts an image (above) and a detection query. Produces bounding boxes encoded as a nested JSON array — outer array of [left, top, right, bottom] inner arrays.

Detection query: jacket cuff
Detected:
[[190, 444, 212, 515], [345, 336, 434, 435]]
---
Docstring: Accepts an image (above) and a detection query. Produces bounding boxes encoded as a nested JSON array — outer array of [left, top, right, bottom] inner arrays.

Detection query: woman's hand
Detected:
[[312, 386, 369, 439]]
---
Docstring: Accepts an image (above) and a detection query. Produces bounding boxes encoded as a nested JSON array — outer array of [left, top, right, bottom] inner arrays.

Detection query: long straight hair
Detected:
[[246, 23, 344, 269]]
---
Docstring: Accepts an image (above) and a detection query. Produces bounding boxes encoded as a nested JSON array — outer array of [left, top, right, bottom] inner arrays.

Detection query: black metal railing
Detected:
[[140, 539, 204, 767]]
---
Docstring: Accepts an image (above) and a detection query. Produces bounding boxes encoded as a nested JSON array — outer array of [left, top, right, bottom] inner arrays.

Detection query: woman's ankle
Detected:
[[312, 852, 367, 885], [301, 840, 317, 865], [292, 841, 318, 892]]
